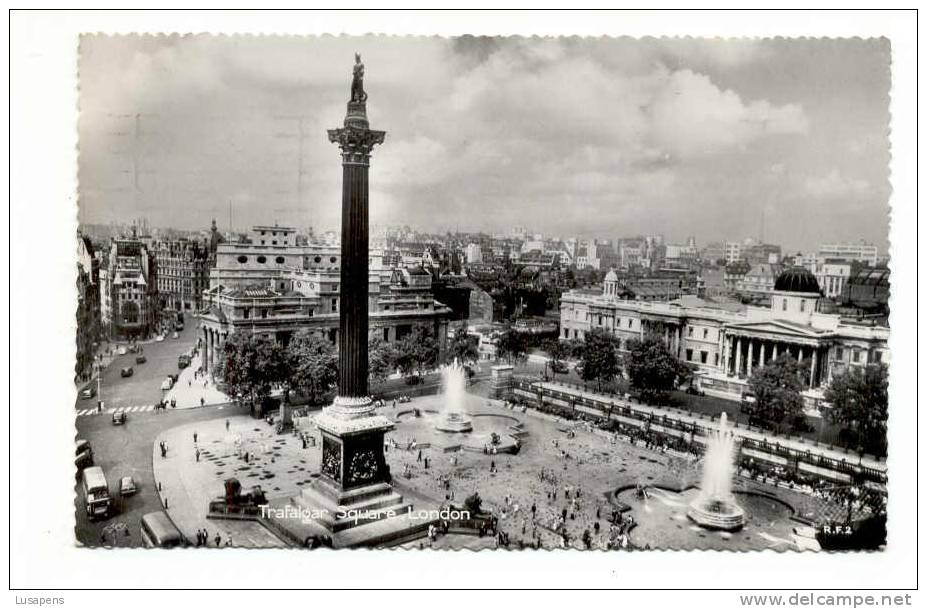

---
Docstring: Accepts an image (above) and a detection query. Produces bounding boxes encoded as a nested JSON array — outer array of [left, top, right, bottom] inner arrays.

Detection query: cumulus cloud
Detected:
[[805, 169, 871, 199], [77, 35, 888, 251]]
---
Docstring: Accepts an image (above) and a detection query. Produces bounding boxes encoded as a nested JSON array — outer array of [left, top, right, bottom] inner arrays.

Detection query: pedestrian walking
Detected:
[[196, 448, 200, 462], [215, 532, 222, 547], [193, 431, 198, 443], [225, 419, 230, 432]]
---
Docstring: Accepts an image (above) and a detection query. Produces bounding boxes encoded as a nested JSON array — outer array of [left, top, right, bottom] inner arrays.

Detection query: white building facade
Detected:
[[560, 267, 889, 406]]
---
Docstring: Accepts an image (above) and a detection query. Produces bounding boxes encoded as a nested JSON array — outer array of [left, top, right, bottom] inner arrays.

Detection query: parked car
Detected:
[[80, 386, 96, 399], [135, 355, 147, 364], [178, 354, 191, 369], [75, 439, 92, 457], [112, 410, 127, 425], [160, 377, 174, 391], [140, 512, 184, 548], [120, 367, 134, 378], [117, 346, 128, 355], [75, 439, 94, 472], [155, 335, 165, 342], [119, 476, 137, 496], [75, 450, 94, 472]]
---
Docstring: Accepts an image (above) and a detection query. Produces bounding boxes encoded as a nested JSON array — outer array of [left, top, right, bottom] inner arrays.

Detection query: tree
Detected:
[[824, 363, 888, 457], [746, 354, 809, 434], [368, 336, 394, 389], [579, 328, 622, 392], [542, 338, 570, 377], [287, 331, 337, 406], [217, 333, 290, 414], [447, 327, 479, 365], [391, 326, 439, 382], [625, 335, 690, 404], [496, 329, 528, 365]]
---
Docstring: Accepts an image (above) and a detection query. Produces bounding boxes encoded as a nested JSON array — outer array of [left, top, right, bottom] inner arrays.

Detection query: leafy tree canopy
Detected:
[[824, 363, 888, 457]]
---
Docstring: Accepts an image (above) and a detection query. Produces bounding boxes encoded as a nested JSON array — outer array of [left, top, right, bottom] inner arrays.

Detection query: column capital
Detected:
[[328, 125, 386, 166]]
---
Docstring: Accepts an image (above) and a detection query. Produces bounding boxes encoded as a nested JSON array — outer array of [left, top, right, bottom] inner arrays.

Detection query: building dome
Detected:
[[774, 266, 821, 294]]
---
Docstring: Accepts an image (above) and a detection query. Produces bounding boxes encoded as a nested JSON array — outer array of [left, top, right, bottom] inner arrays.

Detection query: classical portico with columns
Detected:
[[722, 321, 832, 388], [560, 266, 890, 408]]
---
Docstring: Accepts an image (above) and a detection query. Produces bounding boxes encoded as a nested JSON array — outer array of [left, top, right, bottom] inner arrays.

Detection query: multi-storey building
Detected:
[[153, 238, 211, 312], [199, 266, 451, 373], [465, 243, 483, 264], [724, 241, 743, 264], [818, 242, 879, 266], [736, 262, 783, 302], [99, 233, 159, 339], [743, 243, 782, 265], [199, 225, 451, 372], [561, 267, 889, 407], [76, 233, 101, 380], [815, 259, 853, 300]]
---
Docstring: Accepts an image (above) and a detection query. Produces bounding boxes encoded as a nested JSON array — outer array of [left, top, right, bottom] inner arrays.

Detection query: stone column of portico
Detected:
[[734, 336, 742, 376], [759, 342, 766, 367], [202, 327, 209, 372], [746, 339, 754, 377], [210, 329, 217, 371], [810, 349, 818, 388], [772, 342, 778, 361], [675, 326, 681, 358], [724, 335, 732, 375]]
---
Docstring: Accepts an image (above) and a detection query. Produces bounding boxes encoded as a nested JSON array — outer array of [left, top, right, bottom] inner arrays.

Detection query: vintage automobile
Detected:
[[119, 476, 137, 496], [135, 355, 147, 364], [120, 366, 134, 378], [112, 410, 127, 425]]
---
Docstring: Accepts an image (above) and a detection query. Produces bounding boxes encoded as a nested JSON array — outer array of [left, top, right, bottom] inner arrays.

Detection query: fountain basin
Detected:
[[434, 412, 473, 433], [687, 496, 746, 531]]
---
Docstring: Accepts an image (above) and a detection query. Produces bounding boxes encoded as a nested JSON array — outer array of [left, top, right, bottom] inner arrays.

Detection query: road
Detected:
[[75, 317, 199, 412], [74, 402, 247, 547]]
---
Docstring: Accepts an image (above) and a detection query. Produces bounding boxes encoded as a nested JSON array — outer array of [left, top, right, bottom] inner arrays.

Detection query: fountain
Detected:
[[687, 412, 746, 531], [434, 360, 473, 433]]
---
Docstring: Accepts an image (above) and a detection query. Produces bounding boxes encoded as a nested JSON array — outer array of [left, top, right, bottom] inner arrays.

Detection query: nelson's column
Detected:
[[288, 55, 418, 546]]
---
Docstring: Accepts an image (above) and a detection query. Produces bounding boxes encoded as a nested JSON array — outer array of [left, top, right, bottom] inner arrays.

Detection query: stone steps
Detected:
[[291, 484, 412, 532]]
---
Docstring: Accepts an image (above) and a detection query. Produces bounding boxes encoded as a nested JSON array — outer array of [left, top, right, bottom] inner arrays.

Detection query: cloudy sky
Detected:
[[78, 35, 891, 253]]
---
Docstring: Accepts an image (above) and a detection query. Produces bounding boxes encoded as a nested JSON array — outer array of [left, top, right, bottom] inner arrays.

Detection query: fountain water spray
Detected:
[[687, 412, 746, 530], [435, 359, 473, 433]]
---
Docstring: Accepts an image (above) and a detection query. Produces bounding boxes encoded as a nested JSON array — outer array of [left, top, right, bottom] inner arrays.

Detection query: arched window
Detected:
[[275, 256, 285, 264], [257, 256, 267, 264], [237, 255, 248, 264]]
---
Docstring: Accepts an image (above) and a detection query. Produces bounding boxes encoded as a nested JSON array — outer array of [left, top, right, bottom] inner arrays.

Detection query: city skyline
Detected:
[[78, 36, 891, 253]]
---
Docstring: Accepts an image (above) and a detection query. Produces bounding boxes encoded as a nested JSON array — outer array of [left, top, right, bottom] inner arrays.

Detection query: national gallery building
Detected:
[[560, 267, 889, 407]]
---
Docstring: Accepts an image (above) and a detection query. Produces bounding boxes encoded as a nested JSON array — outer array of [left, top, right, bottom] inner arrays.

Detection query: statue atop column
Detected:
[[351, 52, 367, 103]]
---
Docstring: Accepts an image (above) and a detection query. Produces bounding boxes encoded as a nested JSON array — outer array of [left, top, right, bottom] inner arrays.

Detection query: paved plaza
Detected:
[[152, 415, 304, 547], [163, 351, 229, 409], [149, 390, 833, 550]]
